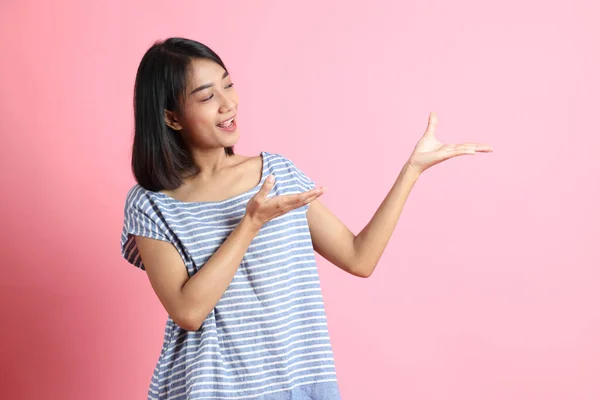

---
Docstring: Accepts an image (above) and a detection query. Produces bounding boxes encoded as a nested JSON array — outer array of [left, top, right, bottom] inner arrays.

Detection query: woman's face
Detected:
[[165, 58, 239, 150]]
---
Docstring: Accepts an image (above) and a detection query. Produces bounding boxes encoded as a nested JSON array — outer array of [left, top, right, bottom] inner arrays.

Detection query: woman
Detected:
[[121, 37, 492, 400]]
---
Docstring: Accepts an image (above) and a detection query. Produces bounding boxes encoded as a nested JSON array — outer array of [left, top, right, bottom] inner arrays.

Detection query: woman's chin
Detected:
[[221, 131, 240, 147]]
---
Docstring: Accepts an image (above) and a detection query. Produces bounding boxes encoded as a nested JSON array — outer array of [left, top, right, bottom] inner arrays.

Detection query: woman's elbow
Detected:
[[347, 255, 376, 278], [349, 264, 374, 278], [355, 269, 373, 278], [174, 308, 208, 331]]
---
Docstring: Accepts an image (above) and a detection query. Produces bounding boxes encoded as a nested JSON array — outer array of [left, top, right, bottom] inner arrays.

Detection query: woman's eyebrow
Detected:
[[190, 71, 229, 95]]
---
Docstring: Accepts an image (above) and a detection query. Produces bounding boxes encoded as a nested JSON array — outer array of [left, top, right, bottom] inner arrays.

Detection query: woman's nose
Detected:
[[219, 94, 236, 112]]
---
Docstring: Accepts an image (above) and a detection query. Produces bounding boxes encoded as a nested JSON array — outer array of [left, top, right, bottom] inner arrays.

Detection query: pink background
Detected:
[[1, 1, 599, 399]]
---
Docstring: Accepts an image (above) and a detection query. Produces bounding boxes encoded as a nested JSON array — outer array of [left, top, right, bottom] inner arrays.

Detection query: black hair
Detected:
[[131, 37, 234, 191]]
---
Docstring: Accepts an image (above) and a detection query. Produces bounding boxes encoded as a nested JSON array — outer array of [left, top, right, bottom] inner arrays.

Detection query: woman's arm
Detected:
[[308, 163, 419, 278], [136, 178, 326, 331], [307, 112, 492, 277], [136, 215, 261, 331]]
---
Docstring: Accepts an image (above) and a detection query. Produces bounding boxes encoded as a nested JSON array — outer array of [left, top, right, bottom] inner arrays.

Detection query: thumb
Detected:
[[423, 112, 438, 137], [257, 175, 275, 199]]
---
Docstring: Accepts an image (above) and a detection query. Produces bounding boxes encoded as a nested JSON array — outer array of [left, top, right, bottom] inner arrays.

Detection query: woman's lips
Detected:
[[217, 117, 236, 132]]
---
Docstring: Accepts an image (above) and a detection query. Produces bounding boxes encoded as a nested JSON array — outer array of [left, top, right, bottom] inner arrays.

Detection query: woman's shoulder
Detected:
[[261, 150, 296, 167], [123, 183, 164, 213], [125, 183, 151, 200]]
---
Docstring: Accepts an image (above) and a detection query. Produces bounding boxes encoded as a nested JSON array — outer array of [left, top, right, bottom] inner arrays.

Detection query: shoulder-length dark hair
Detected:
[[131, 37, 234, 191]]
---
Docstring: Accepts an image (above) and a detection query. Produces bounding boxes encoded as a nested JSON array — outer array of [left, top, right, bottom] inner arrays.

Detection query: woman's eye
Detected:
[[226, 83, 234, 89], [201, 94, 214, 102]]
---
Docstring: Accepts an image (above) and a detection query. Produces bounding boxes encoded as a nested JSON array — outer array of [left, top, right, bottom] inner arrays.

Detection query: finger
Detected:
[[452, 144, 475, 152], [451, 147, 482, 157], [456, 142, 494, 152], [292, 187, 326, 206], [447, 145, 476, 155], [423, 112, 438, 137], [257, 175, 276, 199], [475, 144, 493, 152], [280, 187, 326, 210], [299, 188, 326, 206]]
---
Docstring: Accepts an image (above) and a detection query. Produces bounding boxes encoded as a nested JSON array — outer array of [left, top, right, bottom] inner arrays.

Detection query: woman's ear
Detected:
[[164, 110, 183, 131]]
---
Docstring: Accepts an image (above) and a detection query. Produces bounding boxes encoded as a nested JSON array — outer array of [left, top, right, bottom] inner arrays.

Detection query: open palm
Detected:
[[407, 112, 493, 174]]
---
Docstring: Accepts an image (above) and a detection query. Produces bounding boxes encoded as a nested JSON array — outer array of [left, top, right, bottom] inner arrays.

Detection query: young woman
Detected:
[[121, 37, 492, 400]]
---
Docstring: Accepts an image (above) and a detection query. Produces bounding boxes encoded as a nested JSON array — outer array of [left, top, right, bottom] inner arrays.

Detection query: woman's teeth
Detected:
[[218, 118, 235, 128]]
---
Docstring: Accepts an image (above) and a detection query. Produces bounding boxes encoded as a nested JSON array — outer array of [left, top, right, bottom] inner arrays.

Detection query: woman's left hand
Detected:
[[407, 112, 493, 175]]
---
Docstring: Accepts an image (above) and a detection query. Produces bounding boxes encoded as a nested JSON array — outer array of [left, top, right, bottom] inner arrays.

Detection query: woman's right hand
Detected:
[[245, 175, 326, 229]]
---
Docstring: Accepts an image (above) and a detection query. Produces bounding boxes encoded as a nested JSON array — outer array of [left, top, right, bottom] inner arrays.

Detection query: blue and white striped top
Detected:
[[121, 152, 341, 400]]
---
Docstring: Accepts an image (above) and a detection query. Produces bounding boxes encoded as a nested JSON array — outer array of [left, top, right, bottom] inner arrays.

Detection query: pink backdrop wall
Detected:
[[1, 1, 599, 399]]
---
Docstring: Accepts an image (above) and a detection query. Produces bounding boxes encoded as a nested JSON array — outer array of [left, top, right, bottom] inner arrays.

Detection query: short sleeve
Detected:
[[120, 186, 171, 270], [285, 156, 316, 193]]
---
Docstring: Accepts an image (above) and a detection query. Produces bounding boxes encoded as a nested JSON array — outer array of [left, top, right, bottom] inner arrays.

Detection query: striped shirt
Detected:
[[121, 152, 341, 400]]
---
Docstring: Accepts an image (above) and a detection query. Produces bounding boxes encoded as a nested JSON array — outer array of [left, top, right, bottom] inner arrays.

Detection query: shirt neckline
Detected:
[[152, 151, 267, 206]]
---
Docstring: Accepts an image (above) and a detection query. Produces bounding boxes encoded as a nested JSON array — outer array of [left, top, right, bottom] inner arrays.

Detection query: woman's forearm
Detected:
[[352, 163, 420, 276], [179, 215, 261, 329]]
